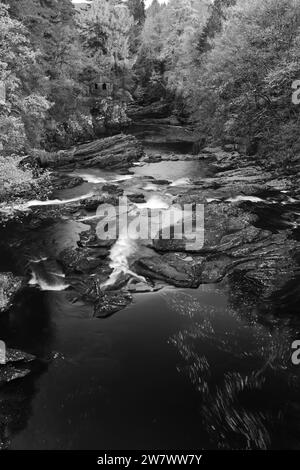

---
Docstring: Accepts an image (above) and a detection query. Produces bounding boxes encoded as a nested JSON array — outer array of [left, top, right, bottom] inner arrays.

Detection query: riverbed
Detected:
[[0, 142, 300, 450]]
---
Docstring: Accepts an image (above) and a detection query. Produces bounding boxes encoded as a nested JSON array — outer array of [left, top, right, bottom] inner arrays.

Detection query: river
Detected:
[[0, 140, 300, 450]]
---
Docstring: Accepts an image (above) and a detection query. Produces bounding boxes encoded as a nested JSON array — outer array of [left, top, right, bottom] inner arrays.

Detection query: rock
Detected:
[[51, 173, 84, 191], [215, 167, 271, 182], [102, 185, 124, 196], [0, 273, 24, 313], [265, 178, 293, 191], [59, 247, 108, 274], [93, 290, 133, 318], [153, 203, 257, 254], [134, 252, 204, 288], [128, 101, 171, 120], [80, 193, 120, 212], [225, 232, 299, 298], [149, 196, 299, 299], [38, 134, 144, 170], [0, 366, 31, 386], [201, 231, 299, 298], [0, 348, 36, 387], [118, 169, 135, 175], [4, 349, 35, 365], [154, 179, 170, 185], [202, 146, 224, 155], [78, 229, 115, 249], [126, 281, 156, 293], [143, 153, 162, 163], [128, 193, 146, 204], [191, 163, 280, 199]]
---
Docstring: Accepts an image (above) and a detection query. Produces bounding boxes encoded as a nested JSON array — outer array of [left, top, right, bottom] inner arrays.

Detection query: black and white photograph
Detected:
[[0, 0, 299, 459]]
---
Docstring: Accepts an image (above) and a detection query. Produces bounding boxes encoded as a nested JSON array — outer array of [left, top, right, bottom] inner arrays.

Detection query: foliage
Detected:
[[191, 0, 300, 161], [0, 2, 50, 151], [1, 0, 299, 213], [126, 0, 146, 54], [78, 0, 133, 72], [0, 154, 51, 203], [1, 1, 96, 150], [137, 0, 210, 107]]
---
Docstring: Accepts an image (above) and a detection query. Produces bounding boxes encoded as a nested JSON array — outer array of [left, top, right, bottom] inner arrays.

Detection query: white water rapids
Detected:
[[102, 194, 189, 289], [101, 194, 171, 289], [25, 192, 94, 208], [29, 259, 69, 291]]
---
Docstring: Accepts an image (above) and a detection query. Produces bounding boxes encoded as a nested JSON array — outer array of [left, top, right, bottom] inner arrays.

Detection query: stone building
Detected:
[[90, 74, 113, 98]]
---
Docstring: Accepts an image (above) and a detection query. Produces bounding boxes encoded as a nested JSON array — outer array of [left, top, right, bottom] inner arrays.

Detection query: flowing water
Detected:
[[0, 143, 300, 450]]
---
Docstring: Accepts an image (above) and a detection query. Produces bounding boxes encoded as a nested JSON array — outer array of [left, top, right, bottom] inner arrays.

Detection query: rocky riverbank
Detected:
[[0, 133, 299, 393]]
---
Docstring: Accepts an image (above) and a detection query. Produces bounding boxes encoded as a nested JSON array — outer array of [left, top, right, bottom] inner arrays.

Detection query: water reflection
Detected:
[[133, 161, 209, 182], [1, 280, 300, 449], [164, 284, 300, 449], [0, 290, 52, 449]]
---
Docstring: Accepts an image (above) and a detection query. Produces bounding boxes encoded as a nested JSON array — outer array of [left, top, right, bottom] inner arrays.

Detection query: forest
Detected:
[[1, 0, 300, 209], [0, 0, 300, 453]]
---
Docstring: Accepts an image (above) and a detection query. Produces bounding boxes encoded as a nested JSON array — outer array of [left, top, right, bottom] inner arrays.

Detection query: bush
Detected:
[[191, 0, 300, 164], [0, 154, 52, 203]]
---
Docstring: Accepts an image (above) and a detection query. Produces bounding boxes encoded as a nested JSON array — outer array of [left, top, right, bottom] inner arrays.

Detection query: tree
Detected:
[[78, 0, 133, 71], [147, 0, 162, 17], [0, 3, 50, 152], [126, 0, 146, 53], [197, 0, 237, 54], [2, 0, 75, 73], [2, 1, 96, 149], [193, 0, 300, 160], [158, 0, 210, 94], [127, 0, 145, 25], [137, 0, 209, 105]]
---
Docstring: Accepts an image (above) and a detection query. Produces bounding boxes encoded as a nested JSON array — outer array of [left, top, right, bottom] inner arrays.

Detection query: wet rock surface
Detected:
[[134, 253, 204, 288], [0, 273, 24, 313], [1, 122, 300, 451], [59, 247, 108, 274], [94, 290, 133, 318], [49, 143, 299, 313], [127, 145, 299, 303], [0, 349, 36, 387], [0, 348, 41, 450], [51, 173, 84, 191], [1, 140, 299, 318], [127, 101, 171, 120], [80, 191, 122, 211], [127, 193, 146, 204], [37, 134, 144, 170]]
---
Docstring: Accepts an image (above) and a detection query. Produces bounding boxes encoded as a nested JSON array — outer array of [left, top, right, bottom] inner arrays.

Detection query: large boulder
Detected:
[[59, 247, 108, 275], [134, 252, 204, 288], [0, 349, 36, 387], [37, 134, 144, 170], [94, 290, 133, 318], [80, 191, 122, 211], [151, 200, 299, 298]]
